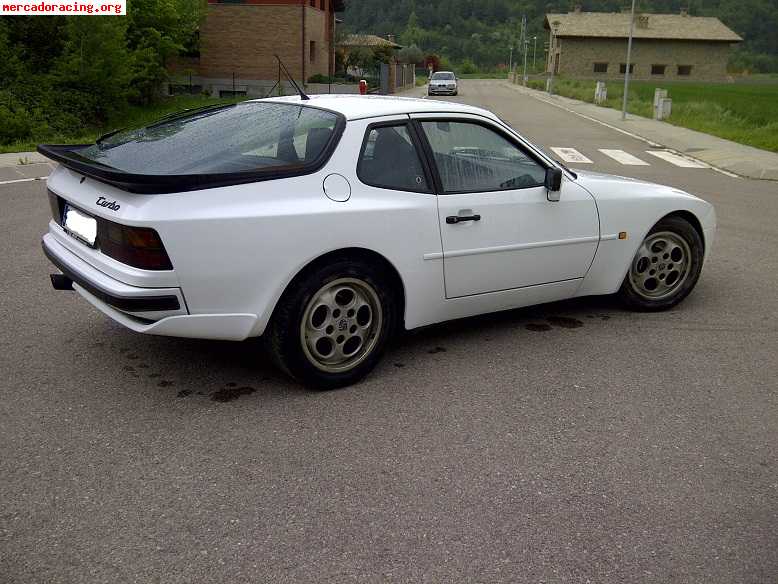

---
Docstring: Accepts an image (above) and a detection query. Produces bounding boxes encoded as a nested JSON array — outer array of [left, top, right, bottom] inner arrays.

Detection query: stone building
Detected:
[[169, 0, 345, 97], [544, 9, 742, 81]]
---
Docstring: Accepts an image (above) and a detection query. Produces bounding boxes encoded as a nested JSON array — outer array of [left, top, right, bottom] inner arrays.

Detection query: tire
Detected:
[[617, 215, 704, 311], [453, 91, 458, 96], [265, 257, 399, 390]]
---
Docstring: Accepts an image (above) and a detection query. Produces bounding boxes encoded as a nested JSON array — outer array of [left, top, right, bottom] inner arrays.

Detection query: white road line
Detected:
[[0, 176, 48, 186], [598, 149, 650, 166], [550, 147, 593, 164], [712, 167, 740, 178], [505, 84, 742, 179], [646, 150, 709, 168]]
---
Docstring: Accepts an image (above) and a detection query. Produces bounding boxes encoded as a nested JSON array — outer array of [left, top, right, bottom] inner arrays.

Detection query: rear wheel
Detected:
[[617, 216, 704, 311], [266, 258, 398, 389]]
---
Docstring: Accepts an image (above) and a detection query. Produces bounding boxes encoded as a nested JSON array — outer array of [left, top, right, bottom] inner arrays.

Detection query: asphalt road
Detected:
[[2, 80, 777, 583]]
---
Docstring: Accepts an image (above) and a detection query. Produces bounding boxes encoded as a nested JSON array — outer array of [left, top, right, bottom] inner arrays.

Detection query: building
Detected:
[[170, 0, 345, 97], [338, 34, 402, 76], [544, 9, 742, 81]]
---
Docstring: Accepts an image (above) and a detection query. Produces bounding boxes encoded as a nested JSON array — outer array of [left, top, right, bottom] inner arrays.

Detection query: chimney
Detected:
[[573, 4, 582, 13], [386, 34, 395, 43], [636, 14, 649, 28], [680, 7, 688, 16]]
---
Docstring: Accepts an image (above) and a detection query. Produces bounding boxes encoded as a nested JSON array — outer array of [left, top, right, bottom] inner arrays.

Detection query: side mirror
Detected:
[[544, 167, 563, 201]]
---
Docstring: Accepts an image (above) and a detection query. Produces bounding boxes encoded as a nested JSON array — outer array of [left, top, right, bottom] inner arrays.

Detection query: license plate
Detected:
[[63, 204, 97, 247]]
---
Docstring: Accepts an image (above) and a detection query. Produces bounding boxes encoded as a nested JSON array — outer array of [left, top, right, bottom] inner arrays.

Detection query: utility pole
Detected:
[[522, 37, 528, 85], [621, 0, 636, 120], [548, 21, 559, 93]]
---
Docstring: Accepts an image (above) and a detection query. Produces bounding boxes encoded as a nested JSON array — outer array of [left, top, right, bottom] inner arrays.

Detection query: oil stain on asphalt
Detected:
[[211, 385, 257, 402], [546, 316, 584, 329]]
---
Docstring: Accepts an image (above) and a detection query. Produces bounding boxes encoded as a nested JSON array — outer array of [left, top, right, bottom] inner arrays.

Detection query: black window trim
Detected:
[[411, 116, 551, 196], [37, 102, 347, 194], [356, 119, 435, 194]]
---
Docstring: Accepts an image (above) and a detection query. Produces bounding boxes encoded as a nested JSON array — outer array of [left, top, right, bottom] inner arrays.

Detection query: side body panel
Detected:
[[575, 172, 716, 297]]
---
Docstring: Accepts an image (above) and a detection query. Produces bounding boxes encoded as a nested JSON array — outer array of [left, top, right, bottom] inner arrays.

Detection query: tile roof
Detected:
[[339, 34, 402, 49], [544, 12, 742, 42]]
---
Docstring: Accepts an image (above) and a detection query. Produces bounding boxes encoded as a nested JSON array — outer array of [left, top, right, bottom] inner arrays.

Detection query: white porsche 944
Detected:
[[41, 95, 715, 389]]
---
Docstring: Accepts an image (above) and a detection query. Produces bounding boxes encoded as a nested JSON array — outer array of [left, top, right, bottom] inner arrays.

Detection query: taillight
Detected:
[[97, 218, 173, 270]]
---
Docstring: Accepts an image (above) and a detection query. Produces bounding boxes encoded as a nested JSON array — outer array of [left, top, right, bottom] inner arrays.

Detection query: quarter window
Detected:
[[358, 124, 429, 192], [420, 121, 546, 193]]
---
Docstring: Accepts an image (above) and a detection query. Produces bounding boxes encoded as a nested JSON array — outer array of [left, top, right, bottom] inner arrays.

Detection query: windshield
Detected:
[[78, 102, 340, 175], [432, 72, 455, 80]]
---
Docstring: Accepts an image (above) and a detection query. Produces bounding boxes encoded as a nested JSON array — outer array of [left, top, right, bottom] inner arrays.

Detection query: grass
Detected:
[[0, 94, 243, 154], [526, 77, 778, 152]]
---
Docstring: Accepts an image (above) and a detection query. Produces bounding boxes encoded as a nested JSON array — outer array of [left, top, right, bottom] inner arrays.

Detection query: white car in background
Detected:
[[40, 95, 715, 389], [428, 71, 458, 96]]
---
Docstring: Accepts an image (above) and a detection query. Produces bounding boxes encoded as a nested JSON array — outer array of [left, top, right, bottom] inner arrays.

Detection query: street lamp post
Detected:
[[532, 36, 537, 71], [508, 44, 513, 82], [548, 22, 559, 94], [621, 0, 637, 120], [522, 38, 529, 85]]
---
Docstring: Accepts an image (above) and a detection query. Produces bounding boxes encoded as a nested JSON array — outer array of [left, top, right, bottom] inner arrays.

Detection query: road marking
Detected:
[[712, 167, 740, 178], [0, 176, 48, 186], [598, 149, 650, 166], [550, 147, 593, 164], [646, 150, 709, 168], [504, 83, 742, 179]]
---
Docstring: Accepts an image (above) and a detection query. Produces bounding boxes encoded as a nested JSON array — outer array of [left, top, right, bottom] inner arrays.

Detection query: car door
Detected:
[[412, 114, 599, 299]]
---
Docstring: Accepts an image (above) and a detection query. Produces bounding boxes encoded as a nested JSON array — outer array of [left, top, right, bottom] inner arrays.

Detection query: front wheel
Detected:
[[617, 216, 704, 311], [266, 258, 398, 389]]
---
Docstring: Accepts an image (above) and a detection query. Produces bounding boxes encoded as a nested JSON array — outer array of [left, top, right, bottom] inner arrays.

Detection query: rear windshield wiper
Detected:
[[146, 103, 238, 129], [93, 103, 239, 149], [96, 126, 127, 145]]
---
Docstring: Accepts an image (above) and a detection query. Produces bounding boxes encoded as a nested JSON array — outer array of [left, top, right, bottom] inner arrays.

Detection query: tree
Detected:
[[345, 46, 377, 75], [398, 44, 424, 64]]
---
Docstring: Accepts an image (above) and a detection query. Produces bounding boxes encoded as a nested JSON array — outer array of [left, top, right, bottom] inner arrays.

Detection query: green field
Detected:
[[527, 78, 778, 152], [0, 95, 243, 154]]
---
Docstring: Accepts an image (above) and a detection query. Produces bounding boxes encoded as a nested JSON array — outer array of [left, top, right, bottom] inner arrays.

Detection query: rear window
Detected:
[[432, 72, 455, 80], [78, 102, 341, 175]]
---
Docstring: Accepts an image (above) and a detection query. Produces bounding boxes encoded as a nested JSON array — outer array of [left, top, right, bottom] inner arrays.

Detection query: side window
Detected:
[[420, 121, 547, 193], [358, 124, 429, 192]]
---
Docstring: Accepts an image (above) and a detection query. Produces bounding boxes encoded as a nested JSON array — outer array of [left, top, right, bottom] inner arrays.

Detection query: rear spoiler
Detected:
[[37, 143, 314, 194]]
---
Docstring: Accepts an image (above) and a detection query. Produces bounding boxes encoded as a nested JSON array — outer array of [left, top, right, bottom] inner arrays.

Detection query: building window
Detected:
[[651, 64, 666, 75], [677, 65, 693, 76], [619, 63, 635, 74], [310, 41, 316, 63], [593, 62, 608, 73], [309, 0, 315, 6]]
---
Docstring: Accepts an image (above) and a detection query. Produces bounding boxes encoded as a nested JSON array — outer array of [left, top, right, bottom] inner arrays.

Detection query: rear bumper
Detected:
[[42, 233, 257, 341], [43, 238, 180, 313]]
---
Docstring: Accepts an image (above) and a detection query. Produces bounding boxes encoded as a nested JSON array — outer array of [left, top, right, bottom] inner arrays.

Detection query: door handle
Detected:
[[446, 214, 481, 224]]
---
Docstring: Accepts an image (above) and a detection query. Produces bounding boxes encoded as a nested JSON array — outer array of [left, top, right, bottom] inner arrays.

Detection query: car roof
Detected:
[[258, 94, 495, 122]]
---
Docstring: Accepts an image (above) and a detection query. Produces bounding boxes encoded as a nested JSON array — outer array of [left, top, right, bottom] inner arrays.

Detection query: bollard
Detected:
[[657, 97, 672, 120], [653, 88, 668, 119], [594, 81, 607, 105], [359, 79, 367, 95]]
